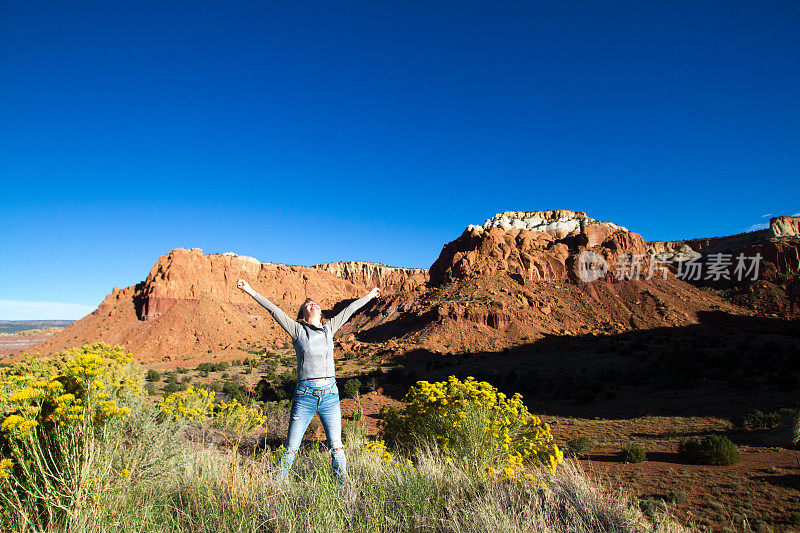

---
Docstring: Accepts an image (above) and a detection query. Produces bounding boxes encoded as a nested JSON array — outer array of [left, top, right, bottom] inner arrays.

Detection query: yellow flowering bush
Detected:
[[0, 343, 141, 523], [379, 375, 563, 480], [213, 398, 265, 433], [365, 439, 415, 470], [158, 388, 265, 433], [158, 387, 215, 423]]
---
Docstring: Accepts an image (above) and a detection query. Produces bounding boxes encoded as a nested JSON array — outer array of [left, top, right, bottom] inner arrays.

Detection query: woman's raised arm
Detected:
[[237, 279, 300, 341], [328, 287, 381, 335]]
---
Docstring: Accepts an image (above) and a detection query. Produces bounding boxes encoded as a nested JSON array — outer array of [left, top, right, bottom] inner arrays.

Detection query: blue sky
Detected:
[[1, 1, 798, 319]]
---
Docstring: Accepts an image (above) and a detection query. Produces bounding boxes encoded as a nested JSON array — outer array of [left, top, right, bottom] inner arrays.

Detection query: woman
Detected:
[[236, 278, 380, 486]]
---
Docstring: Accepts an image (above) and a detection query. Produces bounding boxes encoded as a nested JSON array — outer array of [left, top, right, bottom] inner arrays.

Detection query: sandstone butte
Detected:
[[28, 211, 800, 363]]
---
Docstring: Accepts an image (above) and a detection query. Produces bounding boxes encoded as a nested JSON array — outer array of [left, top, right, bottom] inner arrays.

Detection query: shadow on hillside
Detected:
[[350, 311, 800, 422]]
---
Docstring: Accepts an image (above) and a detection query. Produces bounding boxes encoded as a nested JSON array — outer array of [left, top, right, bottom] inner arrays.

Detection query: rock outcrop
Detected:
[[312, 261, 428, 292], [467, 209, 628, 239], [431, 210, 648, 286]]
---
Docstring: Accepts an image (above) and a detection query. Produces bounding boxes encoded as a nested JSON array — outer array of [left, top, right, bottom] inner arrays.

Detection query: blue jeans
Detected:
[[276, 377, 346, 485]]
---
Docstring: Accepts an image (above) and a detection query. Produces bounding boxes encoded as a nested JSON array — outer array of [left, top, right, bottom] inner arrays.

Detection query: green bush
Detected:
[[743, 407, 800, 429], [196, 362, 229, 373], [665, 489, 687, 504], [678, 434, 740, 465], [163, 381, 185, 395], [342, 378, 362, 399], [565, 436, 592, 457], [222, 380, 246, 403], [146, 369, 162, 382], [620, 443, 646, 463]]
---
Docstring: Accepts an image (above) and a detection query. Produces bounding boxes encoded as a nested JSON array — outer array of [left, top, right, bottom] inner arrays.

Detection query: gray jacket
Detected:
[[243, 287, 375, 380]]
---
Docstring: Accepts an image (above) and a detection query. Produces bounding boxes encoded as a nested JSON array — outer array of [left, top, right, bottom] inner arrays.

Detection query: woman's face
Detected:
[[303, 301, 321, 322]]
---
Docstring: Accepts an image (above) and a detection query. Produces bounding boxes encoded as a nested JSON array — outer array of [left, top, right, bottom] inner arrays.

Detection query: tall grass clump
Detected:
[[378, 375, 563, 481]]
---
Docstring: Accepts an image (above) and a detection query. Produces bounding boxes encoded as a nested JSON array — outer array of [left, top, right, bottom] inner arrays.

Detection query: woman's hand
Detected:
[[237, 279, 251, 292], [368, 287, 381, 299]]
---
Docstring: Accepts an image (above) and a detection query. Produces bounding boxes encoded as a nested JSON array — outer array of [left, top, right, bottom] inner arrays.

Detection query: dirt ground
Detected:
[[336, 392, 800, 532]]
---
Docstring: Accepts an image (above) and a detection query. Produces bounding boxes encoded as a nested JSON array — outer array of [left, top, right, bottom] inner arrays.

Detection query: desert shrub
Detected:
[[743, 409, 781, 429], [157, 387, 215, 423], [342, 378, 361, 399], [639, 497, 668, 518], [364, 377, 379, 392], [565, 435, 592, 457], [0, 343, 141, 527], [678, 434, 740, 465], [196, 362, 228, 373], [212, 398, 265, 433], [163, 380, 185, 395], [146, 369, 162, 382], [275, 369, 297, 396], [262, 360, 278, 381], [221, 379, 247, 403], [620, 443, 647, 463], [665, 489, 688, 504], [352, 394, 365, 423], [379, 375, 563, 481]]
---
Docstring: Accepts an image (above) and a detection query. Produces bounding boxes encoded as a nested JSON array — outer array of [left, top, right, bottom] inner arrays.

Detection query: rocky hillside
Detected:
[[30, 211, 798, 363], [32, 248, 376, 362]]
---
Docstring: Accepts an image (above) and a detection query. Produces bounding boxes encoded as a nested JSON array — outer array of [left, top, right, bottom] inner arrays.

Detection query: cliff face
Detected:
[[134, 248, 368, 321], [312, 261, 428, 292], [431, 210, 648, 286]]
